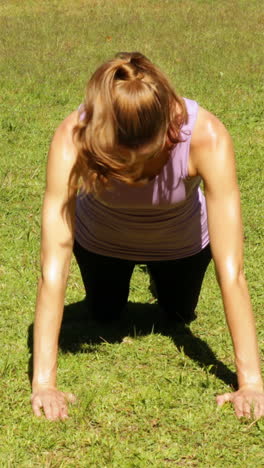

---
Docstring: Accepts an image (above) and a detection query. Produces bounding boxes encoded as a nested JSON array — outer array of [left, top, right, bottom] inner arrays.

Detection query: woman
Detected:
[[32, 52, 264, 421]]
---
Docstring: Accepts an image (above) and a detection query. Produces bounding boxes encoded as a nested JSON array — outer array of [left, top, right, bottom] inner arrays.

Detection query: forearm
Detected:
[[32, 277, 67, 390], [219, 272, 263, 390]]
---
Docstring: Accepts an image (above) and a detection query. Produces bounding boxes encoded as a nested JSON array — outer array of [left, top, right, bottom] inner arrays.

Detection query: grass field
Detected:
[[0, 0, 264, 466]]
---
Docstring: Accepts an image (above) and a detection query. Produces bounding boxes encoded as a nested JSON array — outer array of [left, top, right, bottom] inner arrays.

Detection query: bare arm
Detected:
[[191, 108, 264, 418], [32, 112, 79, 420]]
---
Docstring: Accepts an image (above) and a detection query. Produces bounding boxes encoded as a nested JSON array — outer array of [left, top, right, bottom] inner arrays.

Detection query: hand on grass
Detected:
[[216, 387, 264, 420], [31, 387, 76, 421]]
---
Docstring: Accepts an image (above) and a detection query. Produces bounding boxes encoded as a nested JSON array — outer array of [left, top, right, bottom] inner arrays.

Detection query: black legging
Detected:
[[73, 240, 212, 323]]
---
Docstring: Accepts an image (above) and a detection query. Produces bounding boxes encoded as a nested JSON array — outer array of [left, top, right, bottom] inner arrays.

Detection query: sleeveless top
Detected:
[[74, 98, 210, 261]]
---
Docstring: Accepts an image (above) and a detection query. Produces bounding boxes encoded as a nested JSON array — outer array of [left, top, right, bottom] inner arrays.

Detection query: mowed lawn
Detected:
[[0, 0, 263, 466]]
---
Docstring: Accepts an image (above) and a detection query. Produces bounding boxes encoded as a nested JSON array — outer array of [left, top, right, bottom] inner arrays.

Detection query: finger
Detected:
[[31, 396, 43, 417], [49, 400, 61, 421], [43, 401, 54, 421], [252, 400, 263, 420], [56, 393, 69, 420], [64, 392, 76, 404], [216, 393, 233, 407], [252, 401, 260, 420], [59, 403, 69, 420], [242, 401, 251, 419], [43, 396, 68, 421], [233, 397, 244, 419]]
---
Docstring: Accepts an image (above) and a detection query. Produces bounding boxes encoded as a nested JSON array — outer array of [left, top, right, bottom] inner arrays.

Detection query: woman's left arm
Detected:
[[192, 109, 264, 419]]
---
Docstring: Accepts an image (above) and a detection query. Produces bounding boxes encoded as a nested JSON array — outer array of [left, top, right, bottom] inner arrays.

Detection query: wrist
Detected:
[[32, 361, 57, 390], [32, 382, 56, 393], [238, 376, 263, 392], [32, 375, 56, 391]]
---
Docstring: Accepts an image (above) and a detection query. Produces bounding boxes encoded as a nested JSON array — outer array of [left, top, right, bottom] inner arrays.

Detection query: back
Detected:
[[74, 98, 209, 260]]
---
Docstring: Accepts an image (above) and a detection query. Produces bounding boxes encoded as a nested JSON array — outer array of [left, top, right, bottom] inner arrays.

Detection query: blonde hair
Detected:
[[73, 52, 187, 193]]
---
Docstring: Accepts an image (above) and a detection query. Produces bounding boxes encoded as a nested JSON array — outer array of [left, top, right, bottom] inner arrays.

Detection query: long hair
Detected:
[[73, 52, 187, 194]]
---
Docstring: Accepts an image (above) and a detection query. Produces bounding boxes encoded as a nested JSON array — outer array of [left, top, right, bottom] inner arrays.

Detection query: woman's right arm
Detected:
[[31, 112, 79, 420]]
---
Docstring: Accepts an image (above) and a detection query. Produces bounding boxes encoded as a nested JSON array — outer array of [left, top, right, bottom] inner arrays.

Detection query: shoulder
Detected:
[[47, 111, 79, 170], [189, 107, 234, 177], [51, 110, 79, 151], [45, 111, 79, 193], [192, 107, 232, 151]]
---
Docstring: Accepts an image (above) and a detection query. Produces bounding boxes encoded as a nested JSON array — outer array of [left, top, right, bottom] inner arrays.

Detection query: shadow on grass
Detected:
[[27, 299, 237, 388]]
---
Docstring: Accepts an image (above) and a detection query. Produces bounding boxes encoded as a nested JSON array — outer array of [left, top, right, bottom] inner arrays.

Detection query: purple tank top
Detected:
[[75, 98, 209, 260]]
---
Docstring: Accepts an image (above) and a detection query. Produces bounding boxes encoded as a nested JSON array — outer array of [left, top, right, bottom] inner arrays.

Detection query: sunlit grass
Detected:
[[0, 0, 263, 466]]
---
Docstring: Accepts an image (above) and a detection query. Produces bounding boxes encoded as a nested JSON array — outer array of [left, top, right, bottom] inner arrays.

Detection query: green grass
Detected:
[[0, 0, 264, 466]]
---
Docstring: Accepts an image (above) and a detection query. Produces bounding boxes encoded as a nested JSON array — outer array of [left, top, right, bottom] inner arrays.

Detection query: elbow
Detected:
[[215, 256, 246, 289], [40, 258, 70, 289]]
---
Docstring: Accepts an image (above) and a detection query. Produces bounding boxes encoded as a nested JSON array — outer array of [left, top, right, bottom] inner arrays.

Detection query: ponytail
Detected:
[[73, 52, 187, 194]]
